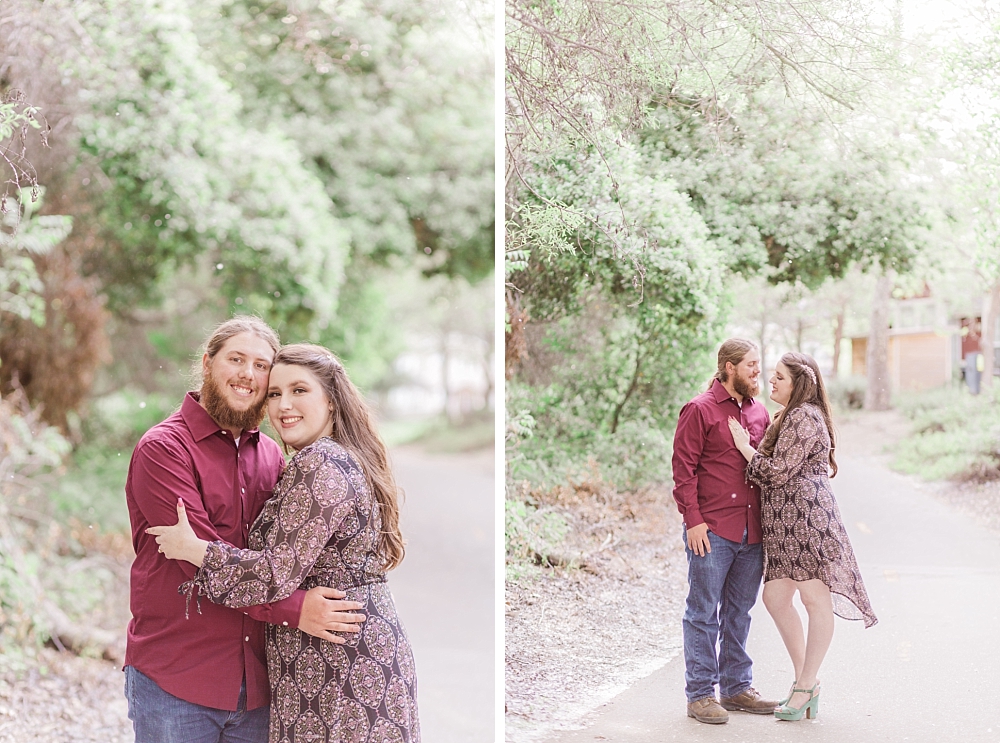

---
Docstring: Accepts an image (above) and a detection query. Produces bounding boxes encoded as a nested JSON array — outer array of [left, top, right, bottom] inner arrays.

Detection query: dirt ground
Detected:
[[504, 483, 688, 743], [0, 650, 131, 743]]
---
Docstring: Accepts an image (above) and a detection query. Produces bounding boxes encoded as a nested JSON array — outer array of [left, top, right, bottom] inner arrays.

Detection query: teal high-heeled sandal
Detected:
[[774, 683, 820, 721]]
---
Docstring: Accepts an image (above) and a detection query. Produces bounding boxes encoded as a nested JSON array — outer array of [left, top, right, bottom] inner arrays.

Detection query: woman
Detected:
[[727, 352, 875, 722], [148, 344, 420, 743]]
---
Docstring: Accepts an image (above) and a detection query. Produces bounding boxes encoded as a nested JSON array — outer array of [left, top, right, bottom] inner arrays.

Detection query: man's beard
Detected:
[[733, 371, 760, 400], [200, 372, 267, 432]]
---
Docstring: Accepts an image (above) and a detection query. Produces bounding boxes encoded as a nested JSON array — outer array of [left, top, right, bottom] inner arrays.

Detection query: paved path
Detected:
[[545, 427, 1000, 743], [388, 446, 495, 743]]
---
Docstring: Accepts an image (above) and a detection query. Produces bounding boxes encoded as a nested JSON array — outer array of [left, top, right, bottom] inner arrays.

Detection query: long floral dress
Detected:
[[747, 403, 877, 628], [189, 437, 420, 743]]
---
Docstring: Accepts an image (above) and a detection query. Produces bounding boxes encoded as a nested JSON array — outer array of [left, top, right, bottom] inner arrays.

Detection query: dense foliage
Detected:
[[0, 0, 493, 422]]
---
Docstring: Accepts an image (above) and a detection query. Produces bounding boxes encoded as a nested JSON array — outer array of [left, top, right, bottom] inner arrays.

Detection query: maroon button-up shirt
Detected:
[[124, 392, 305, 711], [671, 379, 771, 544]]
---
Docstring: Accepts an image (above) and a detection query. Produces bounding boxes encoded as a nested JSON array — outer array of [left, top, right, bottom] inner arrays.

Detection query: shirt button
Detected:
[[282, 621, 288, 627], [241, 487, 245, 494], [731, 493, 737, 499], [245, 636, 250, 642]]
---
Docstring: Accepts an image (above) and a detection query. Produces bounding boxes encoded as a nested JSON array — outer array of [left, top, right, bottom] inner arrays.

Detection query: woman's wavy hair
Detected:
[[272, 343, 405, 570], [758, 352, 838, 477]]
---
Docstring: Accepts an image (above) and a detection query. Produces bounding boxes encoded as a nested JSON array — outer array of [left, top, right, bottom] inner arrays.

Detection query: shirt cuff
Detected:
[[243, 590, 306, 627], [682, 509, 705, 529]]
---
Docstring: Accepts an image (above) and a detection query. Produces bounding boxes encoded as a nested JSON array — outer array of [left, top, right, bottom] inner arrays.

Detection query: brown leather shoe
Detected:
[[686, 696, 729, 724], [720, 687, 779, 715]]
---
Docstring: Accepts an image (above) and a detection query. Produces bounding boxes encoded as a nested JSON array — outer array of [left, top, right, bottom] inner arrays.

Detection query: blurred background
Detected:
[[0, 0, 493, 739]]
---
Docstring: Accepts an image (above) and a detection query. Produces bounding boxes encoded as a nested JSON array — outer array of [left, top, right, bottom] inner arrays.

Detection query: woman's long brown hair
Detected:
[[272, 344, 405, 570], [758, 352, 838, 477]]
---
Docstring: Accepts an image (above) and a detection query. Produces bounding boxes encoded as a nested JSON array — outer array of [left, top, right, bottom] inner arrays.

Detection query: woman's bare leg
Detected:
[[762, 579, 806, 685], [787, 579, 834, 709]]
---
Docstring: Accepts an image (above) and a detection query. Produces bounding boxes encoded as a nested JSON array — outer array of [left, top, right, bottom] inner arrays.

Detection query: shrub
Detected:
[[0, 389, 71, 651], [893, 386, 1000, 481], [826, 375, 867, 411], [504, 497, 570, 580], [506, 381, 674, 492]]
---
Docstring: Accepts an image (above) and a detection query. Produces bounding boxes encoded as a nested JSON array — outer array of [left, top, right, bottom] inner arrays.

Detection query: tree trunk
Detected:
[[505, 288, 529, 380], [757, 318, 768, 380], [609, 347, 642, 435], [981, 278, 1000, 390], [441, 331, 455, 423], [865, 270, 894, 410], [831, 309, 845, 379], [481, 338, 494, 411]]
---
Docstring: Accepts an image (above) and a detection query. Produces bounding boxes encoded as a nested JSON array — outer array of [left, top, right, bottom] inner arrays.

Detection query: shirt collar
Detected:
[[181, 391, 262, 443], [711, 378, 758, 407]]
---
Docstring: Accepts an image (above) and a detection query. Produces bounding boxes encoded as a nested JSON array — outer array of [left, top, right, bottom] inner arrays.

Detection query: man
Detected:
[[671, 338, 777, 724], [124, 316, 365, 743]]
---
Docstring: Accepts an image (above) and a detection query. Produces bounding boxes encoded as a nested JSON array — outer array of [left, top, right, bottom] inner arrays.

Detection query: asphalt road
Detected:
[[387, 446, 495, 743], [544, 426, 1000, 743]]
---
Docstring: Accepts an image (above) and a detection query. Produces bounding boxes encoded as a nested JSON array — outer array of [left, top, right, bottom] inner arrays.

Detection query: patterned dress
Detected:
[[747, 403, 877, 628], [190, 437, 420, 743]]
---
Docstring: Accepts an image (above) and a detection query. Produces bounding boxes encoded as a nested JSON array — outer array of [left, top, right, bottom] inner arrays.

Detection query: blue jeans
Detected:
[[681, 526, 763, 702], [124, 666, 270, 743]]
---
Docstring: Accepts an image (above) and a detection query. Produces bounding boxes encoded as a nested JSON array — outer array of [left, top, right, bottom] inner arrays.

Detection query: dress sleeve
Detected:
[[747, 406, 822, 489], [192, 450, 357, 608]]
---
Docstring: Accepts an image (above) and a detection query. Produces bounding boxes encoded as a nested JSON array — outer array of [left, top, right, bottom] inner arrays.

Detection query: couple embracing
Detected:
[[672, 338, 877, 725], [124, 316, 419, 743]]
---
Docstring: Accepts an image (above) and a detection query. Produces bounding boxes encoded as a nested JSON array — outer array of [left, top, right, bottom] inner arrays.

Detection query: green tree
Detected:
[[640, 97, 926, 288], [508, 144, 728, 486], [193, 0, 494, 282], [505, 0, 931, 488]]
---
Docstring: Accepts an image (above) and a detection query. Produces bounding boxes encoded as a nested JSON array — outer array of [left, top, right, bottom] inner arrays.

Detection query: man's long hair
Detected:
[[707, 338, 757, 390], [272, 344, 405, 571], [758, 352, 838, 477], [202, 315, 280, 367]]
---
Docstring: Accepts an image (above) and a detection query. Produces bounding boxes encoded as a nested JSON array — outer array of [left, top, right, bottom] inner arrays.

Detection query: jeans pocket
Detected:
[[123, 665, 137, 721]]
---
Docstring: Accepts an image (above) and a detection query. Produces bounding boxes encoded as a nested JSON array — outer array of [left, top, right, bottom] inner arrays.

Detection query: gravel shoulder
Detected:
[[0, 650, 131, 743], [0, 525, 132, 743], [504, 485, 688, 743]]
